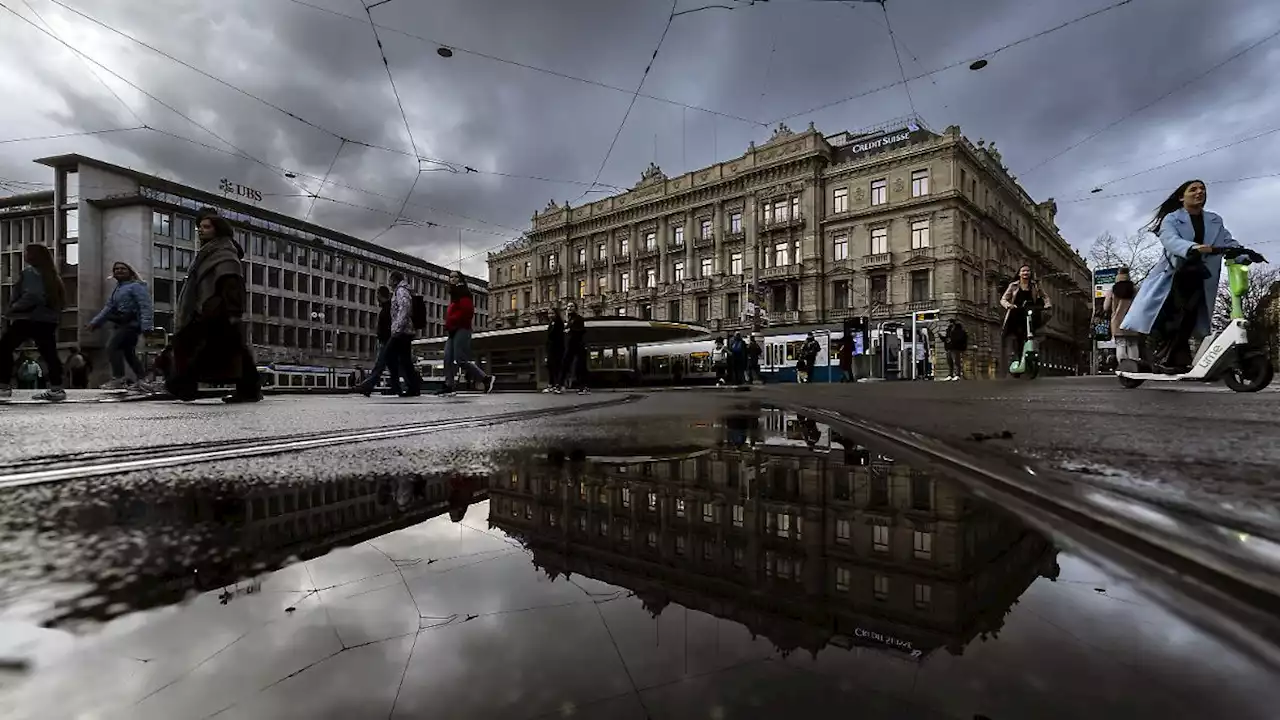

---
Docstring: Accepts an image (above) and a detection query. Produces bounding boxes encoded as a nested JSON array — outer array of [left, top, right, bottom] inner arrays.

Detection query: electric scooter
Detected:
[[1117, 246, 1272, 392], [1008, 307, 1041, 379]]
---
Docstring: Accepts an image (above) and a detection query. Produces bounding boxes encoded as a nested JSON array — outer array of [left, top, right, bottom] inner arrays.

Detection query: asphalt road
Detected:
[[758, 376, 1280, 538]]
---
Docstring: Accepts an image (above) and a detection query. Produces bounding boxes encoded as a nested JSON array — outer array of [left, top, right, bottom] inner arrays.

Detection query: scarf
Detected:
[[175, 236, 243, 332]]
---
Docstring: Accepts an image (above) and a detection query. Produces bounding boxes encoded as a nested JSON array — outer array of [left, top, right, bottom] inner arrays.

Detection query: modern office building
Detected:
[[0, 154, 488, 383], [488, 119, 1092, 376], [488, 408, 1058, 658]]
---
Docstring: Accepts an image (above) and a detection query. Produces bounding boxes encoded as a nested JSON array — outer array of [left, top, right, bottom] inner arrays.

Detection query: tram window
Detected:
[[616, 346, 632, 369], [785, 341, 803, 361], [588, 350, 602, 370], [317, 376, 328, 388], [641, 357, 652, 374], [260, 372, 275, 386], [689, 354, 711, 373], [654, 356, 670, 374], [304, 376, 316, 387], [291, 375, 303, 387], [337, 376, 349, 388]]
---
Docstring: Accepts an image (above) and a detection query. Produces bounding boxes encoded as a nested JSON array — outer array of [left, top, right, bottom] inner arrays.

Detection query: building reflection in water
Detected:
[[13, 473, 488, 627], [488, 407, 1060, 660]]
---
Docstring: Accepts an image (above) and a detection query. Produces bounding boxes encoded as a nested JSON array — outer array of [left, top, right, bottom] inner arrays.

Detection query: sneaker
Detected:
[[99, 378, 128, 391], [485, 376, 497, 394], [33, 388, 66, 402], [542, 387, 554, 393], [577, 388, 590, 396], [552, 386, 563, 394]]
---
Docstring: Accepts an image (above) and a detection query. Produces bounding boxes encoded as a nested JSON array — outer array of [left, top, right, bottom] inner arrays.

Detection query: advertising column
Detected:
[[1092, 267, 1120, 372]]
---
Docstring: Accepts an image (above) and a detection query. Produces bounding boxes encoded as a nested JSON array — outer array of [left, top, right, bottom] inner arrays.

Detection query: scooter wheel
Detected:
[[1224, 355, 1274, 393]]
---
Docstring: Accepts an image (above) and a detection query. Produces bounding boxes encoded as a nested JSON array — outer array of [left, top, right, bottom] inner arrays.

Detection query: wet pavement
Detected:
[[1, 394, 1277, 719]]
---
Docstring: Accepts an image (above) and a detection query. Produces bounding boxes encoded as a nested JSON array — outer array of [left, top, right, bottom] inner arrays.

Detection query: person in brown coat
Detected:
[[999, 265, 1052, 377], [1103, 267, 1140, 364], [165, 208, 261, 403]]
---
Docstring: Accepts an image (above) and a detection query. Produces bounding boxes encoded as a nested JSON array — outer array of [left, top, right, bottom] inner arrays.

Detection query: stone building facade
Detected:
[[488, 121, 1093, 375]]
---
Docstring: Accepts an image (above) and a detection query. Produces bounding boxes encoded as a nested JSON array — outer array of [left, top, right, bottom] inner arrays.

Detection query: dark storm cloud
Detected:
[[3, 0, 1278, 274]]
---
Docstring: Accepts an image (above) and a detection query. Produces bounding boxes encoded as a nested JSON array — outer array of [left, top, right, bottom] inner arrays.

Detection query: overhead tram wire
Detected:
[[844, 1, 943, 109], [33, 0, 622, 196], [280, 0, 766, 129], [572, 0, 680, 206], [1019, 23, 1280, 177], [1059, 172, 1280, 204], [766, 0, 1134, 125], [19, 0, 145, 127], [0, 127, 146, 145], [1080, 123, 1280, 195], [876, 0, 917, 120], [305, 138, 346, 223], [0, 1, 316, 197]]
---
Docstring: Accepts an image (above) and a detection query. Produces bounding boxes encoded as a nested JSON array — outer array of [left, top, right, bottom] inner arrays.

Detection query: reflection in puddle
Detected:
[[0, 473, 488, 628], [489, 407, 1060, 660]]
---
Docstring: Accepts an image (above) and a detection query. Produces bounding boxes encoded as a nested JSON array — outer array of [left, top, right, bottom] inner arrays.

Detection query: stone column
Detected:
[[561, 233, 570, 302], [684, 213, 695, 279], [629, 224, 638, 293], [712, 202, 724, 275]]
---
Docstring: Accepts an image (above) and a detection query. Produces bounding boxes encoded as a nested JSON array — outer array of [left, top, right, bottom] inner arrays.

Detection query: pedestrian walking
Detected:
[[942, 319, 968, 381], [436, 271, 494, 396], [1103, 268, 1141, 365], [87, 261, 154, 390], [728, 331, 747, 385], [711, 337, 727, 385], [838, 322, 854, 382], [166, 208, 261, 403], [0, 243, 67, 402], [799, 333, 820, 383], [545, 307, 565, 393], [747, 334, 763, 384], [355, 285, 403, 397], [561, 302, 589, 395], [384, 272, 422, 397]]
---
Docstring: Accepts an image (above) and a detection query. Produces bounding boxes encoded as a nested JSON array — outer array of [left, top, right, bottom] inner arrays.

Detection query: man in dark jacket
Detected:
[[545, 307, 565, 393], [355, 285, 402, 396], [942, 318, 968, 381], [562, 302, 588, 394], [747, 335, 763, 384]]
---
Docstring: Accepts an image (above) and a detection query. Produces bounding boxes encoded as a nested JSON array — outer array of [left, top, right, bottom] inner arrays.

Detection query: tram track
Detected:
[[0, 395, 641, 490], [786, 401, 1280, 674]]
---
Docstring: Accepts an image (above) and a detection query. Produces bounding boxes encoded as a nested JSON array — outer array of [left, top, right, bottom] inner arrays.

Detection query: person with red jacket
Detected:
[[437, 271, 495, 396]]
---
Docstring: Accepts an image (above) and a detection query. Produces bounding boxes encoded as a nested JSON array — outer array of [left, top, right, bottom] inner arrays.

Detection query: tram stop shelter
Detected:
[[412, 318, 711, 389]]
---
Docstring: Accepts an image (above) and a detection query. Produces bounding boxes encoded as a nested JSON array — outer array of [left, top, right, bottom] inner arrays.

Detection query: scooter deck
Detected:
[[1117, 372, 1211, 382]]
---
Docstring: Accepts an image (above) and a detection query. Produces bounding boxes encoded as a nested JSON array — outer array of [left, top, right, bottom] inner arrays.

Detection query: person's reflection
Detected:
[[448, 475, 477, 523], [798, 416, 821, 448], [724, 415, 749, 447]]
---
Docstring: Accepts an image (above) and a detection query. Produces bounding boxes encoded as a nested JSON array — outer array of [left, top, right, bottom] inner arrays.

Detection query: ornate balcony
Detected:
[[862, 252, 893, 269]]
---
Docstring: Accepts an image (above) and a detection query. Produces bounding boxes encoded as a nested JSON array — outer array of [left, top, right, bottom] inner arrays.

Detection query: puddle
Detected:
[[0, 406, 1275, 719]]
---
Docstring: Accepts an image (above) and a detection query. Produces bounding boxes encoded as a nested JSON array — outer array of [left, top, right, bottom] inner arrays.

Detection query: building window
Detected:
[[577, 279, 586, 298], [910, 219, 930, 249], [173, 215, 193, 241], [872, 524, 889, 552], [675, 498, 686, 518], [645, 232, 657, 251], [730, 252, 743, 275], [509, 293, 517, 311], [620, 272, 630, 292], [672, 261, 685, 282], [696, 296, 709, 322], [726, 292, 740, 318], [700, 219, 712, 239], [251, 234, 264, 257], [833, 235, 848, 261], [644, 268, 655, 288], [910, 270, 930, 302], [674, 536, 686, 555], [297, 247, 308, 266], [774, 242, 789, 267], [153, 278, 173, 304], [835, 567, 851, 592], [792, 196, 800, 220], [914, 583, 932, 608], [774, 513, 791, 539], [833, 280, 849, 309], [597, 275, 607, 293], [732, 546, 744, 568], [621, 487, 631, 508], [832, 187, 848, 214], [647, 492, 657, 511], [874, 574, 889, 600], [911, 169, 930, 197], [702, 503, 714, 523], [175, 248, 193, 272], [700, 257, 713, 277], [152, 211, 171, 236], [596, 243, 606, 261], [913, 531, 933, 560], [673, 226, 684, 247], [523, 261, 531, 277], [152, 245, 172, 270], [268, 238, 279, 259], [732, 505, 744, 527], [870, 227, 888, 255], [836, 519, 851, 544], [619, 238, 629, 256], [870, 274, 888, 304], [576, 247, 586, 266], [871, 179, 887, 206], [729, 212, 742, 233]]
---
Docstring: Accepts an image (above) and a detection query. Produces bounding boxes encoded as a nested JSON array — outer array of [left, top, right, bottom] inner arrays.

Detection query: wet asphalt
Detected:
[[0, 387, 1277, 718]]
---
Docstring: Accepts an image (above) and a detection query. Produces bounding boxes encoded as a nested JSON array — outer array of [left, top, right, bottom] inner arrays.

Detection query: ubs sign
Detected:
[[218, 178, 263, 203]]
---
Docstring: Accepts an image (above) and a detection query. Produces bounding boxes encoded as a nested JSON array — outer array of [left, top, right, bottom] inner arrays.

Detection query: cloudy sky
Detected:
[[1, 0, 1277, 279]]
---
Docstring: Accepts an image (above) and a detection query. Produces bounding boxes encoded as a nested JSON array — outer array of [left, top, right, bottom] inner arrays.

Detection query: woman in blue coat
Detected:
[[1120, 179, 1238, 372]]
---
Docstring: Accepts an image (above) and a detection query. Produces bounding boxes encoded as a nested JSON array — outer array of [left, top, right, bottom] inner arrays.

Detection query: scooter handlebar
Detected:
[[1221, 246, 1268, 264]]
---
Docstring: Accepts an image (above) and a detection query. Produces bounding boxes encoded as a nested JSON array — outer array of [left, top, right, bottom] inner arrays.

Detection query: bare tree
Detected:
[[1089, 231, 1162, 283], [1213, 264, 1280, 333]]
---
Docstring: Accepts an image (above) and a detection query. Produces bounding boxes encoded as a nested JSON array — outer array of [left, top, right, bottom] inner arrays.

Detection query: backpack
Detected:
[[410, 295, 427, 331]]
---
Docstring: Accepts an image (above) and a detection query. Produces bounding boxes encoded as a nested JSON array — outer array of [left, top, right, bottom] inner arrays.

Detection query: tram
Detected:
[[255, 364, 357, 391], [635, 326, 849, 384]]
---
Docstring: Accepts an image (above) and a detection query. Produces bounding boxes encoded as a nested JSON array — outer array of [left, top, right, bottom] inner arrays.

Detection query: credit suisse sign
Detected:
[[841, 123, 927, 160]]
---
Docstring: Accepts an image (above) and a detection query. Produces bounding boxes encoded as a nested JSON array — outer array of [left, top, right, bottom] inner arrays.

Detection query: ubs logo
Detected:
[[218, 178, 263, 203]]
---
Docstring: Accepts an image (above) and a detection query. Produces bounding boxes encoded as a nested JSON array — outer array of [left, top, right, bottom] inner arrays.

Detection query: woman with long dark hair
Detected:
[[998, 264, 1051, 377], [166, 208, 261, 403], [436, 270, 494, 396], [0, 244, 67, 402], [1120, 180, 1239, 372], [1103, 268, 1140, 364]]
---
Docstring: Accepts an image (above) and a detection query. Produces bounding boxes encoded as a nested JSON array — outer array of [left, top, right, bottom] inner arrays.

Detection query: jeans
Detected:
[[362, 340, 402, 393], [562, 346, 587, 389], [946, 350, 963, 378], [108, 325, 145, 380], [0, 320, 62, 387], [444, 329, 487, 390], [384, 334, 421, 395]]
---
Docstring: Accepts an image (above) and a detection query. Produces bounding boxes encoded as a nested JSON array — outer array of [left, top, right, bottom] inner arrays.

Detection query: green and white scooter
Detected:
[[1008, 307, 1040, 379], [1117, 246, 1272, 392]]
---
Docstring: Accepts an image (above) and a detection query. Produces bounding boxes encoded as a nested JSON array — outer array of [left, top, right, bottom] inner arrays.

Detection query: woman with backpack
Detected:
[[0, 244, 67, 402]]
